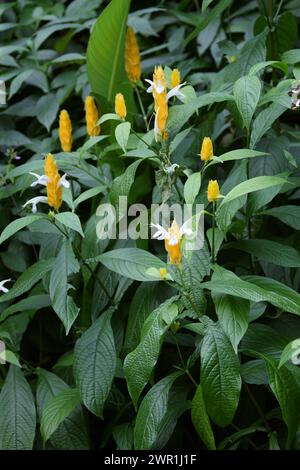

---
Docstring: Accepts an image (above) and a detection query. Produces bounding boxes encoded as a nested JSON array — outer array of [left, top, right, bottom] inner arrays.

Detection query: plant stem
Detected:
[[172, 332, 198, 387], [134, 86, 149, 132], [244, 382, 270, 431], [211, 201, 216, 263]]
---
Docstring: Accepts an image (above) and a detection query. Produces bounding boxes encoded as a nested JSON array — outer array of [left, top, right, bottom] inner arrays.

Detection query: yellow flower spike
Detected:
[[85, 96, 100, 137], [115, 93, 127, 119], [207, 180, 220, 203], [171, 68, 181, 89], [159, 267, 167, 279], [58, 110, 72, 152], [125, 27, 141, 83], [165, 220, 182, 265], [201, 136, 214, 162], [156, 94, 168, 137], [45, 154, 62, 211], [153, 66, 166, 108]]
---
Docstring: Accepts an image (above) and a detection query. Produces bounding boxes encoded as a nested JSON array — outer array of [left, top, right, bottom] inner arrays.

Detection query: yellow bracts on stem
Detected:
[[58, 110, 72, 152], [201, 136, 214, 162], [171, 68, 181, 89], [207, 180, 220, 203], [85, 96, 100, 137], [115, 93, 127, 119], [125, 27, 141, 83], [45, 154, 62, 211], [165, 220, 182, 265]]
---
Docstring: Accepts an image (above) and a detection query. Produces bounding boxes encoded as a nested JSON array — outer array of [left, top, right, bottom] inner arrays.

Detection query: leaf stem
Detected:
[[211, 201, 216, 263], [134, 86, 149, 131]]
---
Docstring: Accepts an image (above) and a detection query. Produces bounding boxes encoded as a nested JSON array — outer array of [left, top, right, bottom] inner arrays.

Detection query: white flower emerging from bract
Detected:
[[0, 278, 11, 293], [151, 220, 193, 246], [28, 172, 70, 189], [145, 79, 186, 101], [23, 196, 48, 213]]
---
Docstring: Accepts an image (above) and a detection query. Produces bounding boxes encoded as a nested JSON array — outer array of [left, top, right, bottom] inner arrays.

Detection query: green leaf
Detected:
[[0, 365, 36, 450], [226, 239, 300, 268], [226, 31, 267, 80], [73, 308, 116, 418], [86, 0, 135, 111], [279, 339, 300, 368], [202, 270, 300, 316], [74, 185, 106, 207], [40, 389, 81, 443], [260, 206, 300, 230], [261, 355, 300, 448], [233, 75, 261, 131], [218, 175, 288, 207], [250, 103, 287, 148], [115, 121, 131, 152], [212, 292, 249, 353], [124, 282, 158, 354], [0, 258, 54, 303], [191, 384, 216, 450], [36, 93, 59, 131], [110, 159, 142, 207], [0, 294, 51, 323], [36, 369, 89, 450], [0, 215, 47, 244], [184, 172, 201, 205], [134, 372, 182, 450], [201, 323, 241, 427], [49, 239, 80, 334], [124, 298, 178, 408], [211, 149, 268, 165], [89, 248, 166, 282], [282, 49, 300, 64], [55, 212, 84, 237]]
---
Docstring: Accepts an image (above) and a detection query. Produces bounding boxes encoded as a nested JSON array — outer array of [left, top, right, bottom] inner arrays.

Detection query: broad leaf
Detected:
[[233, 75, 261, 131], [191, 384, 216, 449]]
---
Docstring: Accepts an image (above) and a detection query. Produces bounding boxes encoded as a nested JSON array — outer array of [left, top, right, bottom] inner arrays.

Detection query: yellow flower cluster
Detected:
[[201, 136, 214, 162], [58, 110, 72, 152], [125, 27, 141, 83], [153, 66, 168, 139], [164, 220, 182, 265], [45, 154, 62, 211], [207, 180, 220, 203], [85, 96, 101, 137], [115, 93, 127, 119]]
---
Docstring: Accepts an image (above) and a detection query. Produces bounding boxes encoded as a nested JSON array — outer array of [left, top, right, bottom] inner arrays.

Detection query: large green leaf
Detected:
[[55, 212, 84, 237], [0, 258, 54, 303], [233, 75, 261, 131], [49, 238, 80, 334], [40, 389, 81, 443], [0, 215, 47, 245], [191, 384, 216, 450], [250, 103, 287, 148], [225, 239, 300, 268], [260, 206, 300, 230], [110, 159, 142, 207], [201, 323, 241, 427], [218, 175, 288, 207], [73, 308, 116, 418], [202, 270, 300, 316], [86, 0, 134, 111], [0, 365, 36, 450], [124, 298, 178, 408], [134, 372, 182, 450], [36, 369, 89, 450], [210, 149, 268, 165], [184, 172, 201, 205], [87, 248, 165, 282], [212, 292, 249, 353]]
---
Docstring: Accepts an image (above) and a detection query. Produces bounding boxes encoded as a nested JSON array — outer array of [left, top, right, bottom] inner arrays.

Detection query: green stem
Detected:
[[211, 201, 216, 263], [134, 86, 149, 132], [172, 332, 198, 387]]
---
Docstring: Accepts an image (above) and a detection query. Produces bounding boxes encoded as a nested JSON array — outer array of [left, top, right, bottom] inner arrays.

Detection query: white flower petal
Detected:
[[58, 174, 70, 188], [168, 234, 179, 246], [151, 223, 169, 240], [154, 109, 159, 142], [0, 278, 11, 293], [23, 196, 48, 213], [145, 79, 154, 93], [166, 82, 186, 101], [29, 173, 49, 187]]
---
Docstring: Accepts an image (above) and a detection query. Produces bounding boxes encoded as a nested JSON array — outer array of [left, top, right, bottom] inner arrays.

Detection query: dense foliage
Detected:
[[0, 0, 300, 451]]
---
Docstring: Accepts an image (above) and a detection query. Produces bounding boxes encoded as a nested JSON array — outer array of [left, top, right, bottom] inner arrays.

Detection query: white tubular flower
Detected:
[[154, 108, 160, 142], [145, 79, 165, 94], [57, 174, 70, 188], [151, 223, 170, 241], [0, 278, 11, 293], [29, 172, 50, 187], [23, 196, 48, 213], [151, 220, 193, 245], [166, 82, 186, 101]]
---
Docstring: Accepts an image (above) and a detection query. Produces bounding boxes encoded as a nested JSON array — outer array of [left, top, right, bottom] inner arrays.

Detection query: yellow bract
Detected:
[[156, 93, 168, 137], [171, 68, 181, 89], [207, 180, 220, 203], [115, 93, 127, 119], [85, 96, 100, 137], [45, 154, 62, 211], [159, 267, 167, 279], [125, 27, 141, 83], [165, 220, 182, 265], [58, 110, 72, 152], [201, 136, 214, 161]]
